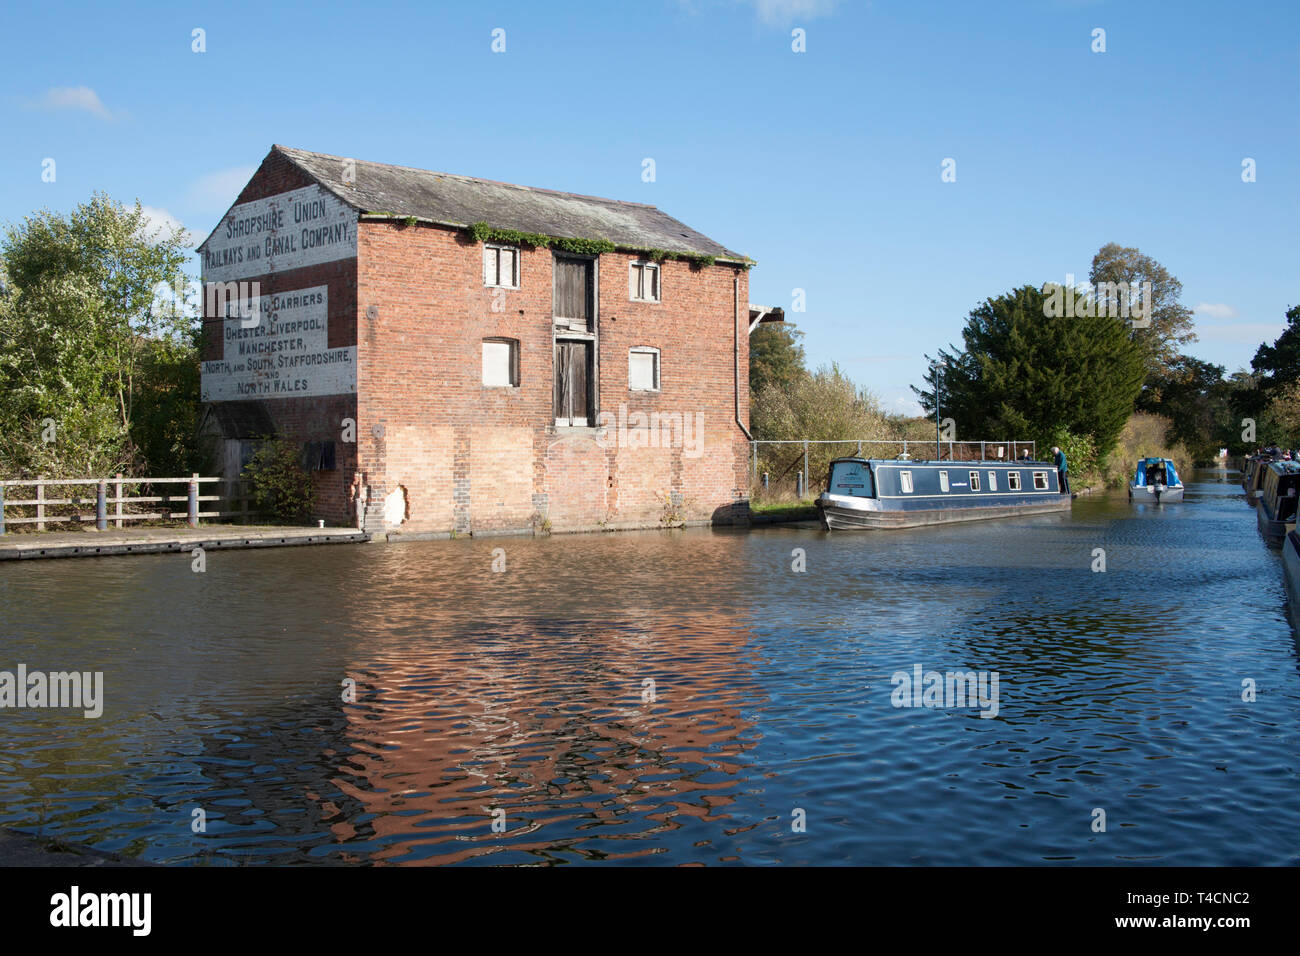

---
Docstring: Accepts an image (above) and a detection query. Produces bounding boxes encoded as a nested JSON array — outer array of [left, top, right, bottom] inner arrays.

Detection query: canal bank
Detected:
[[0, 526, 368, 561]]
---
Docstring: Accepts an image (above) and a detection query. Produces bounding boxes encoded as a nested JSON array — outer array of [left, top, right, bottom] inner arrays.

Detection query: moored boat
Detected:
[[1127, 457, 1184, 503], [1283, 531, 1300, 607], [816, 456, 1071, 531], [1243, 451, 1280, 505], [1256, 460, 1300, 547]]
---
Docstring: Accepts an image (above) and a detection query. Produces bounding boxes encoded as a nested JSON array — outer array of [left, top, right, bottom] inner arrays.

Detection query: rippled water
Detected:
[[2, 469, 1298, 865]]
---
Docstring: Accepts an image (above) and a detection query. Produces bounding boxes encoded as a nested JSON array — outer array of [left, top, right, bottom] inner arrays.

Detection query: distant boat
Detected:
[[1243, 452, 1281, 505], [1256, 460, 1300, 547], [1127, 457, 1184, 503], [816, 456, 1071, 531]]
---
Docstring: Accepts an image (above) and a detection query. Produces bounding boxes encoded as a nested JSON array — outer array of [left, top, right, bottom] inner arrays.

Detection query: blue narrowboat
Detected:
[[1127, 457, 1184, 503], [817, 456, 1072, 530], [1256, 460, 1300, 547]]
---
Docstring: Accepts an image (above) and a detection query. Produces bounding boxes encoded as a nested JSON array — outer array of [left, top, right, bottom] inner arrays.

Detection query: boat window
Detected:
[[939, 470, 949, 492], [828, 460, 874, 498], [1033, 471, 1048, 490], [969, 470, 981, 492], [900, 470, 914, 494], [1008, 471, 1021, 490], [988, 471, 997, 492]]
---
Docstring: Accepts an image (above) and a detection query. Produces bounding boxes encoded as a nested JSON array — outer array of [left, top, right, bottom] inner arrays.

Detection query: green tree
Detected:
[[749, 321, 807, 397], [0, 194, 196, 477], [914, 284, 1145, 459], [1250, 304, 1300, 398], [1089, 243, 1196, 384]]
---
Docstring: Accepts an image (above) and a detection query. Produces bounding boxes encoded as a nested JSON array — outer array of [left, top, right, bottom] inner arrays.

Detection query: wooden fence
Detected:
[[0, 475, 266, 534]]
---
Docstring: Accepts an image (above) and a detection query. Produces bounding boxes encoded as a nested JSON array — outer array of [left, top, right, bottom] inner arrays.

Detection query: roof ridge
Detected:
[[275, 145, 662, 211]]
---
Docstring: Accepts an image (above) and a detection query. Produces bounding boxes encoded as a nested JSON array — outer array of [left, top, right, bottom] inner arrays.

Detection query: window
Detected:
[[630, 261, 660, 302], [939, 470, 949, 493], [1033, 471, 1049, 490], [900, 470, 914, 494], [988, 471, 997, 492], [969, 470, 981, 492], [1008, 471, 1021, 491], [628, 347, 660, 391], [301, 440, 336, 472], [483, 244, 519, 288], [482, 338, 519, 387]]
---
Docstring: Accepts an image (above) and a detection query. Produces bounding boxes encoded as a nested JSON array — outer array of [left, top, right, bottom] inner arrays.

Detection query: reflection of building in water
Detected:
[[328, 608, 761, 865]]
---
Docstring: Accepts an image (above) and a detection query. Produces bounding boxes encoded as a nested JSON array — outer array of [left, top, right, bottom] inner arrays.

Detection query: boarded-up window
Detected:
[[629, 261, 660, 302], [482, 338, 519, 387], [969, 470, 981, 492], [900, 471, 913, 494], [629, 347, 659, 391], [988, 470, 997, 491], [554, 256, 593, 330], [939, 470, 949, 492], [483, 245, 519, 288]]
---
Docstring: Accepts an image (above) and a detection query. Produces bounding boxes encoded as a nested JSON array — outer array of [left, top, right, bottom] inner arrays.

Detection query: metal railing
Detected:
[[749, 439, 1039, 497], [0, 475, 266, 535]]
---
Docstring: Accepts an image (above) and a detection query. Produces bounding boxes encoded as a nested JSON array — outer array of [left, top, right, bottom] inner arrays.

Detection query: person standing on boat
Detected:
[[1052, 446, 1070, 494]]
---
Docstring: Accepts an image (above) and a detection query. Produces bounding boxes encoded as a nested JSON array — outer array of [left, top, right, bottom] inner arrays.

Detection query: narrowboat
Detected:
[[816, 456, 1072, 531], [1127, 457, 1184, 503], [1243, 453, 1279, 505], [1283, 531, 1300, 607], [1256, 460, 1300, 547]]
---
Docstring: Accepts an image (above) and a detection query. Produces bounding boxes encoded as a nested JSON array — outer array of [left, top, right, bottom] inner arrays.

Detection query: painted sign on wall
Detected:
[[200, 184, 356, 283], [201, 285, 356, 401]]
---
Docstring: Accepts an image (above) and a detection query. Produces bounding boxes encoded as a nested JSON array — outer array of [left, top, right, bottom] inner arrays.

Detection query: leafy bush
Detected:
[[240, 438, 315, 523]]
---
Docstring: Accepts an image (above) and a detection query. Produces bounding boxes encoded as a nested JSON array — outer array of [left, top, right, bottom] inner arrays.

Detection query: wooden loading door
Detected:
[[554, 340, 591, 426]]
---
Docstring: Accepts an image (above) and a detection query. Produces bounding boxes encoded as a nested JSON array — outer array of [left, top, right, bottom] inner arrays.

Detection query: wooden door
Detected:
[[554, 257, 593, 331], [554, 340, 591, 426]]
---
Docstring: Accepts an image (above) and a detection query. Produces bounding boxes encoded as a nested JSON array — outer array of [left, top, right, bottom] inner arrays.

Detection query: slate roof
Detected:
[[215, 145, 746, 261]]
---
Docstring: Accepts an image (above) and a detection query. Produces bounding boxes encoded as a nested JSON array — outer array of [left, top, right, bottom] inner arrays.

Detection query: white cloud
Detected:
[[1194, 302, 1238, 320], [186, 166, 258, 213], [1196, 322, 1282, 345], [741, 0, 842, 23], [139, 206, 194, 246], [37, 85, 113, 119]]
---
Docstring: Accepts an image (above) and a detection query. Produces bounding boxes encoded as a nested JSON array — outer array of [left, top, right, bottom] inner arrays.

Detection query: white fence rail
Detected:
[[0, 475, 266, 534]]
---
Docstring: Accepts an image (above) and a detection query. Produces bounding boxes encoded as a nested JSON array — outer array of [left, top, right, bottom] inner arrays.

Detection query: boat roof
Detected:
[[828, 456, 1048, 466]]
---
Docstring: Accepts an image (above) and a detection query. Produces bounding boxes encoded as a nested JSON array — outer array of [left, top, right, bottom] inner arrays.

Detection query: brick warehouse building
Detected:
[[197, 146, 777, 535]]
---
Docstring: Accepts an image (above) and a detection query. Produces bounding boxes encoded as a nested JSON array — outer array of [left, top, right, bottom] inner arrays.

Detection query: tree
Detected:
[[1089, 243, 1196, 384], [749, 321, 806, 397], [913, 284, 1145, 459], [0, 194, 196, 477], [1250, 304, 1300, 394], [1139, 355, 1235, 461]]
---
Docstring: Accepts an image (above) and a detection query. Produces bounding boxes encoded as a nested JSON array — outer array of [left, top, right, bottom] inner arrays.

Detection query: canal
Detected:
[[1, 469, 1297, 865]]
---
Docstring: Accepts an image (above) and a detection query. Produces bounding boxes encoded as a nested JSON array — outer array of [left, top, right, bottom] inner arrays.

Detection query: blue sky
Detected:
[[2, 0, 1296, 415]]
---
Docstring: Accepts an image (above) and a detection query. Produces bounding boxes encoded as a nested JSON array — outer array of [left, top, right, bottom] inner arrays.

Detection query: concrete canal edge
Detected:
[[0, 828, 145, 867], [0, 526, 370, 561]]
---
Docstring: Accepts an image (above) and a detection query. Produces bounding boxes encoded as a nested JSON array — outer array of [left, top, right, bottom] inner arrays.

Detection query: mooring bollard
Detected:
[[188, 473, 199, 528], [796, 471, 805, 499], [96, 481, 107, 531], [762, 471, 769, 492], [0, 484, 6, 536]]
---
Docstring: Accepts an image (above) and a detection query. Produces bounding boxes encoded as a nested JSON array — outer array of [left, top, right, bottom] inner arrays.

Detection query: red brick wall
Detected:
[[355, 220, 750, 534]]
